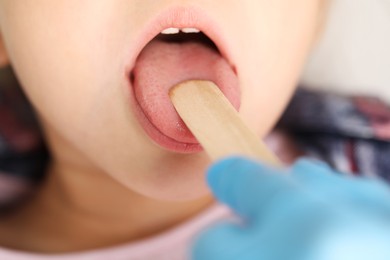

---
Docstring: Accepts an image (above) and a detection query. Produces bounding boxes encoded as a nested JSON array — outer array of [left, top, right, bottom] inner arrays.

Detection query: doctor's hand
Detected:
[[192, 157, 390, 260]]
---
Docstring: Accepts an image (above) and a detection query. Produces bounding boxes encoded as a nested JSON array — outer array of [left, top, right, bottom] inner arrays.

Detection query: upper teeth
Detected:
[[181, 28, 200, 33], [161, 27, 200, 34]]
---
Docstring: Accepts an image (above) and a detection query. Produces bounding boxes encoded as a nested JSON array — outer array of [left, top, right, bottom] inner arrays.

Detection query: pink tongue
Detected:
[[132, 40, 240, 143]]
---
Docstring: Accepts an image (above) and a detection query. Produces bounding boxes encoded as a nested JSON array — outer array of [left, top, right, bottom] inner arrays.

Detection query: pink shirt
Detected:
[[0, 204, 233, 260]]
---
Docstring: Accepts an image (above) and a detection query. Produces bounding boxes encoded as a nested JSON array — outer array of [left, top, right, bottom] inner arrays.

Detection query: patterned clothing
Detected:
[[0, 67, 48, 208], [277, 88, 390, 180], [0, 67, 48, 182]]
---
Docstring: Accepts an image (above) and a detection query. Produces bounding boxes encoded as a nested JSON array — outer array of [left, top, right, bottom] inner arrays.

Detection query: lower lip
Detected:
[[129, 79, 203, 153]]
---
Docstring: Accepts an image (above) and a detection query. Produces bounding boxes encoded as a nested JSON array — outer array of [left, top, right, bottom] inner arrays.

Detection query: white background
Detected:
[[301, 0, 390, 102]]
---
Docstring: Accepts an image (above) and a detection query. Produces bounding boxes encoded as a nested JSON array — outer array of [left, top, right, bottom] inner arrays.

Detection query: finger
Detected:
[[290, 158, 344, 193], [207, 156, 298, 220], [290, 158, 341, 183], [291, 159, 390, 215]]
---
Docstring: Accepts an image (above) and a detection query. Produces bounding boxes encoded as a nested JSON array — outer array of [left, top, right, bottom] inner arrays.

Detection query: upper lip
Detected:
[[125, 5, 235, 76]]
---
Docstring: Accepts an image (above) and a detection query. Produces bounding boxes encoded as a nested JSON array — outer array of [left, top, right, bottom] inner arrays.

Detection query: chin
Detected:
[[120, 151, 213, 201]]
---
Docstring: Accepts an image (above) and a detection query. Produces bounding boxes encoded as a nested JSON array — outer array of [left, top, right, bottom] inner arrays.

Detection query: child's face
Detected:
[[0, 1, 323, 200]]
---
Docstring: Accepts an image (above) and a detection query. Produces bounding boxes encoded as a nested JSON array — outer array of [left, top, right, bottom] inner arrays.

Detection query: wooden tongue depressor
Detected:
[[169, 80, 281, 166]]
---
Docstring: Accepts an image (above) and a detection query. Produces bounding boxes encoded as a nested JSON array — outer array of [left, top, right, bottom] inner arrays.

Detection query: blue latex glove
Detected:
[[192, 157, 390, 260]]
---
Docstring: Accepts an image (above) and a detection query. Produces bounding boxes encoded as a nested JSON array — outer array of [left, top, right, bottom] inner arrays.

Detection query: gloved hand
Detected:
[[192, 157, 390, 260]]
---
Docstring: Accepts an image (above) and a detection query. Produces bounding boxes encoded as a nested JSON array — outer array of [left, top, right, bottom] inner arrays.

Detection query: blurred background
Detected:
[[301, 0, 390, 102]]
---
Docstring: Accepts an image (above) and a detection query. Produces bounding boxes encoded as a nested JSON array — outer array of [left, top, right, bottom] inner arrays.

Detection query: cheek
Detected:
[[0, 1, 213, 201], [0, 1, 138, 156], [1, 3, 125, 126], [231, 0, 321, 136]]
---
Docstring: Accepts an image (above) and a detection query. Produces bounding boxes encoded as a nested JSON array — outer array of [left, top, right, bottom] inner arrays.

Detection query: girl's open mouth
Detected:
[[128, 7, 240, 153]]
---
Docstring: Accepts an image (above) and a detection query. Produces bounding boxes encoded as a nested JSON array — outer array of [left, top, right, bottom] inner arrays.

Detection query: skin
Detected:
[[0, 0, 325, 253]]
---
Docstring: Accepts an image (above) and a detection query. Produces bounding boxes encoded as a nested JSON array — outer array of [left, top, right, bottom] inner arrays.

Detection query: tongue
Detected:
[[132, 40, 240, 143]]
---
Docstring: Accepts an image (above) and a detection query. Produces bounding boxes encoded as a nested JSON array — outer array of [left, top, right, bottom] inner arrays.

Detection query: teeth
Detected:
[[181, 27, 200, 33], [160, 27, 201, 34], [161, 27, 180, 34]]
